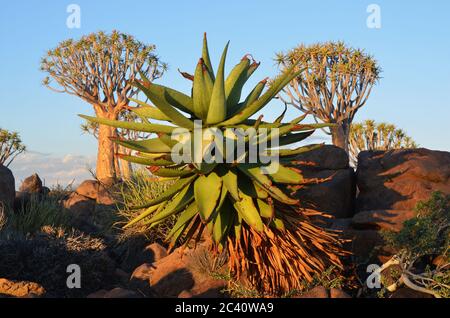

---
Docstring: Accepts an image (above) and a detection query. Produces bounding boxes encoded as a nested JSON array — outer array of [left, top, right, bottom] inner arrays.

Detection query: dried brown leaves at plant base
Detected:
[[227, 206, 349, 296]]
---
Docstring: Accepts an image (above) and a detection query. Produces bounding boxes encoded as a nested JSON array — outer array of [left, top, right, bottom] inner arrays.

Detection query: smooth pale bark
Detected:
[[331, 123, 350, 154], [114, 141, 121, 180], [118, 144, 133, 180], [95, 110, 118, 186]]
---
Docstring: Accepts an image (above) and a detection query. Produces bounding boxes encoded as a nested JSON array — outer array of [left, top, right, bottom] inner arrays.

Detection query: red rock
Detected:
[[356, 149, 450, 212], [291, 145, 355, 219], [330, 288, 351, 298], [0, 165, 15, 209], [75, 180, 99, 200], [297, 286, 329, 298], [130, 244, 227, 298], [0, 278, 46, 298], [178, 290, 194, 298], [144, 243, 168, 263], [63, 192, 95, 218], [18, 173, 43, 194], [96, 184, 115, 205], [351, 209, 416, 232]]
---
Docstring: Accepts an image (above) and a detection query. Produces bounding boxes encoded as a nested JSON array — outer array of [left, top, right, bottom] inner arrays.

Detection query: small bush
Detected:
[[189, 248, 229, 279], [383, 191, 449, 258], [380, 191, 450, 298], [115, 169, 175, 243], [0, 196, 70, 239]]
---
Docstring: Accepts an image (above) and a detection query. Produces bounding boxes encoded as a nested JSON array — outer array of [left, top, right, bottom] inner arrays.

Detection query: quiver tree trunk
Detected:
[[119, 144, 133, 180], [96, 111, 118, 186], [331, 123, 350, 154]]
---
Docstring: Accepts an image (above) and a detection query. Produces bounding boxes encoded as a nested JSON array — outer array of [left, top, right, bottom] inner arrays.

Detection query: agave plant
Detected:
[[81, 34, 346, 294]]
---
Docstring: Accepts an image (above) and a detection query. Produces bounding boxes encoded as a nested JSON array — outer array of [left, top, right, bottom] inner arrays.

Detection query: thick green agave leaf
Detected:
[[212, 199, 234, 244], [267, 165, 304, 184], [112, 137, 176, 153], [227, 78, 267, 118], [144, 182, 195, 225], [291, 123, 336, 131], [202, 33, 215, 81], [233, 189, 264, 233], [149, 166, 194, 178], [193, 58, 208, 119], [239, 174, 260, 198], [79, 114, 176, 134], [270, 217, 286, 232], [117, 154, 174, 166], [166, 201, 198, 240], [225, 56, 251, 108], [276, 143, 323, 157], [233, 213, 243, 241], [127, 100, 171, 121], [237, 164, 299, 205], [194, 172, 223, 222], [206, 42, 229, 124], [278, 131, 315, 146], [218, 167, 240, 201], [123, 203, 162, 229], [220, 65, 303, 126], [135, 81, 195, 129], [136, 74, 194, 115], [257, 198, 274, 219]]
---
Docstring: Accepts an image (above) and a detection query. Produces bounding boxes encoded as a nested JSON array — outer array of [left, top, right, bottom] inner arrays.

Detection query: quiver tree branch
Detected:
[[275, 42, 381, 154]]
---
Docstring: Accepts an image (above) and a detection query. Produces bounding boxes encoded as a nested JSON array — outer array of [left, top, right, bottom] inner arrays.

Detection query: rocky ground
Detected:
[[0, 146, 449, 298]]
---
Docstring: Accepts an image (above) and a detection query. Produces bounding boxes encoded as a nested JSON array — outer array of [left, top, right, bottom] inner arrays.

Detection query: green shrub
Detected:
[[380, 191, 450, 298], [115, 168, 175, 243], [383, 191, 449, 261], [0, 196, 70, 239]]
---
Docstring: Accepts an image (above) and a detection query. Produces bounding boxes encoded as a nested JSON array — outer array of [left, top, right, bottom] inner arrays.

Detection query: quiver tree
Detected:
[[41, 31, 167, 185], [349, 120, 417, 166], [276, 42, 381, 154], [0, 128, 26, 167], [81, 111, 151, 180]]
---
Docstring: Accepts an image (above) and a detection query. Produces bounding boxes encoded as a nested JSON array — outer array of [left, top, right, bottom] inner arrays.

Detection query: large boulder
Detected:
[[0, 165, 15, 209], [75, 180, 99, 200], [64, 192, 96, 218], [356, 148, 450, 212], [73, 180, 115, 206], [14, 173, 49, 211], [19, 173, 43, 194], [63, 192, 98, 233], [291, 145, 355, 219], [130, 244, 227, 298], [63, 180, 116, 233], [75, 179, 115, 206], [116, 240, 169, 273], [351, 209, 417, 232]]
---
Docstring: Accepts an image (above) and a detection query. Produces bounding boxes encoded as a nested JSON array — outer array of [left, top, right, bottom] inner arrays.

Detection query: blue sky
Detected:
[[0, 0, 449, 185]]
